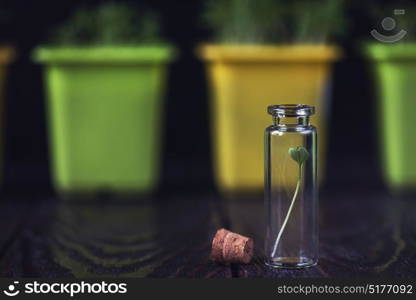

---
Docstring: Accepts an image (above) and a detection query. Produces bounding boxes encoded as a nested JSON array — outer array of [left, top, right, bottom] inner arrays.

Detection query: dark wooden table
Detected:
[[0, 186, 415, 278]]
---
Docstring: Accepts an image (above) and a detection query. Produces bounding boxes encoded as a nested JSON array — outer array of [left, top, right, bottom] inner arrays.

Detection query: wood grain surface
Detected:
[[0, 187, 415, 278]]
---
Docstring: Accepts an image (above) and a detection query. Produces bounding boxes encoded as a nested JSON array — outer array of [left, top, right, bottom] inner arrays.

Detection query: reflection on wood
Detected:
[[0, 188, 415, 278], [0, 196, 231, 278]]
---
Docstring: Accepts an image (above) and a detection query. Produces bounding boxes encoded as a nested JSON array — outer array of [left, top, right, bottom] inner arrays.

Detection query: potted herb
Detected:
[[366, 6, 416, 191], [199, 0, 343, 193], [33, 3, 175, 195]]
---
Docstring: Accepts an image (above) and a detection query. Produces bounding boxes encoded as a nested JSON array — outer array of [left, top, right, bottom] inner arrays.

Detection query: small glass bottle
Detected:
[[264, 104, 318, 268]]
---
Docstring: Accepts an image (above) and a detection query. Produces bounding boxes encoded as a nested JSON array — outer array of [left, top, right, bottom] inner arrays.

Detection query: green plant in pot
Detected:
[[33, 2, 175, 196], [365, 4, 416, 191], [198, 0, 344, 194]]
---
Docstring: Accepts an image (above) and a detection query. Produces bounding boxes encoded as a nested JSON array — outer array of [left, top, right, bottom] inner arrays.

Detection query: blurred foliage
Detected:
[[399, 11, 416, 41], [50, 2, 162, 46], [202, 0, 286, 44], [291, 0, 346, 43], [203, 0, 346, 44]]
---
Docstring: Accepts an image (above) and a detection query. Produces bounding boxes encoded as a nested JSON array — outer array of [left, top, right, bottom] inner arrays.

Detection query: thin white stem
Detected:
[[271, 166, 302, 258]]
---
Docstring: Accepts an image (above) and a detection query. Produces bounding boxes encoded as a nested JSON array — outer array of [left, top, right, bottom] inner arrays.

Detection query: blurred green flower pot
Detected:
[[34, 46, 174, 195], [366, 43, 416, 190]]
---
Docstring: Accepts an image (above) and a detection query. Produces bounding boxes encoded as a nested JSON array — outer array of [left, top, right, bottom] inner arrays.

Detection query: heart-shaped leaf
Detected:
[[288, 146, 309, 165]]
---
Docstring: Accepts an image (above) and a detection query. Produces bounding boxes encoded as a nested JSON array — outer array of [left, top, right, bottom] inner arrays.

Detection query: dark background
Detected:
[[0, 0, 404, 197]]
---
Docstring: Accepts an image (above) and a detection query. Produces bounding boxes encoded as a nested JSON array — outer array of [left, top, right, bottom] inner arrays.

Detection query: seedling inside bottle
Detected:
[[271, 146, 309, 257]]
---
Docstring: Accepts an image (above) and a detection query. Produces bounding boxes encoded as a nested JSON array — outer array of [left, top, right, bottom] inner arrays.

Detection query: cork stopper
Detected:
[[210, 228, 254, 264]]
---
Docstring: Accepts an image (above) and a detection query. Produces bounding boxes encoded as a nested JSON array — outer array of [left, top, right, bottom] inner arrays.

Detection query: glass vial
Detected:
[[264, 104, 318, 268]]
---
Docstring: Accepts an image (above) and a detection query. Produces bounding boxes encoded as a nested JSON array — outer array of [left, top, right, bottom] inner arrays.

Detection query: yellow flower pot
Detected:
[[0, 46, 13, 104], [0, 47, 14, 183], [199, 45, 339, 193]]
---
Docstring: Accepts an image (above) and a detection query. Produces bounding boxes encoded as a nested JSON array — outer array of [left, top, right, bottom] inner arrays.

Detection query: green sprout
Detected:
[[271, 146, 309, 257]]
